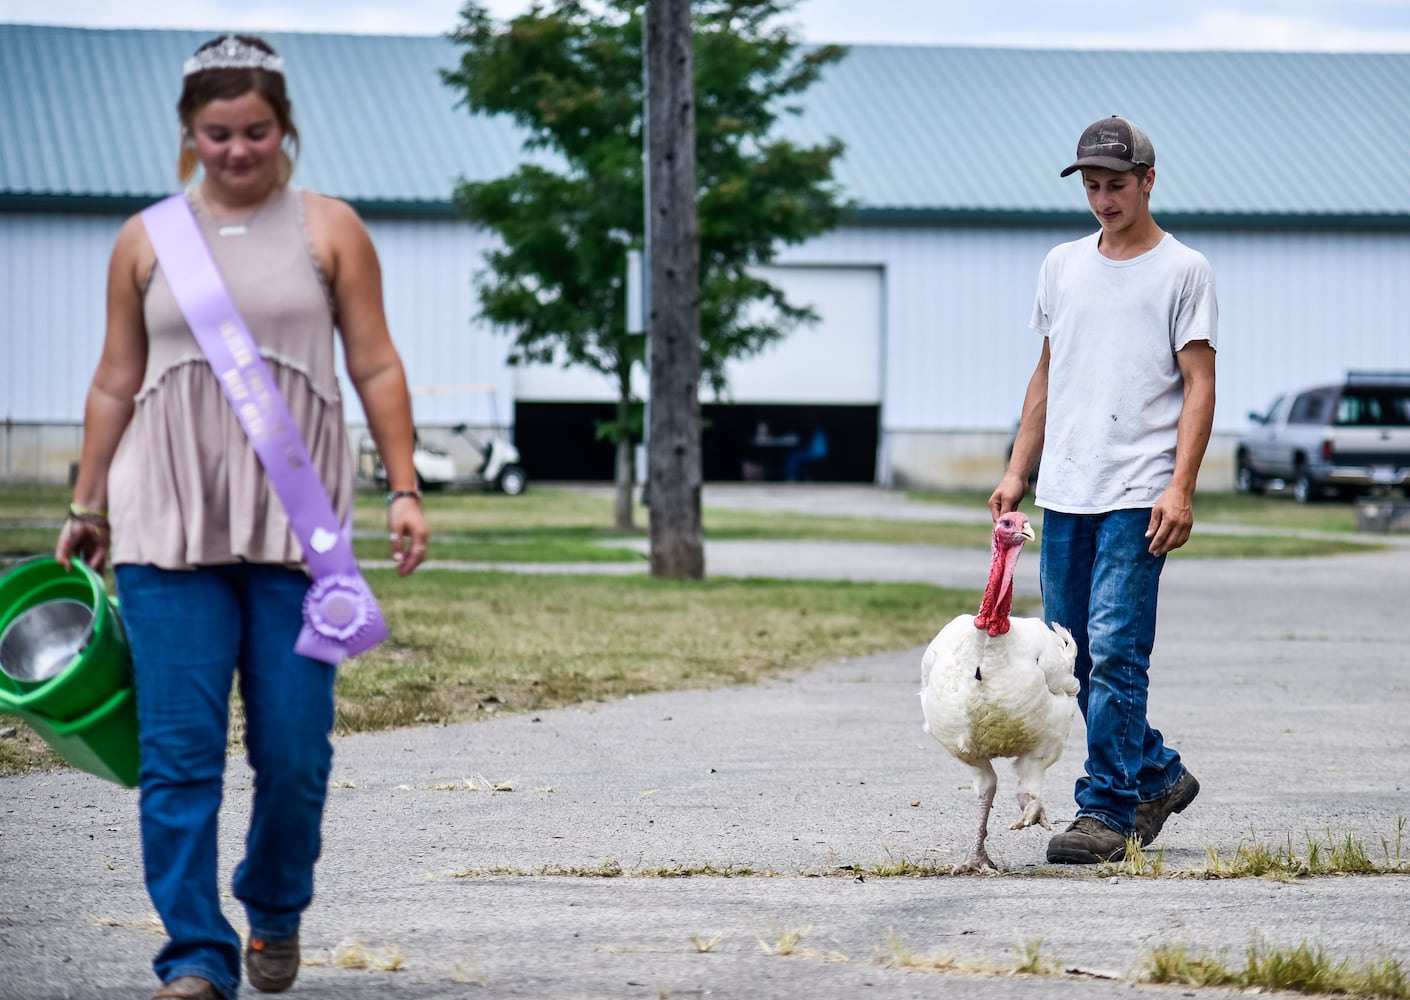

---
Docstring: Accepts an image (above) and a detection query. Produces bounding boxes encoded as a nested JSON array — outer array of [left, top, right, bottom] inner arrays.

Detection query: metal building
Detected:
[[4, 25, 1410, 486]]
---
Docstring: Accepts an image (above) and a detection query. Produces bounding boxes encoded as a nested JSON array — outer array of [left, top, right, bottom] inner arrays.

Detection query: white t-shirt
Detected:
[[1030, 231, 1217, 514]]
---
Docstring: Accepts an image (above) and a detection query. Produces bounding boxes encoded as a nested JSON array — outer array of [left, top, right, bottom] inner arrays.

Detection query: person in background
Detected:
[[785, 423, 829, 482], [990, 115, 1216, 865], [56, 34, 428, 1000]]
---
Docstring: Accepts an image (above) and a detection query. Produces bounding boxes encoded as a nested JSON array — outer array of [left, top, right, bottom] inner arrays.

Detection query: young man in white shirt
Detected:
[[990, 115, 1217, 864]]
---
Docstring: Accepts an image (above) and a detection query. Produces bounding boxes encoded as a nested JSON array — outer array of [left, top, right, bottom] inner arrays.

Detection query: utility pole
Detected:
[[645, 0, 704, 580]]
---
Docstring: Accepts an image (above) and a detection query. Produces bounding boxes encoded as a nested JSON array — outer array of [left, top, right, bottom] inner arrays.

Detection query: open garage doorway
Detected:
[[703, 403, 878, 482], [513, 400, 878, 483]]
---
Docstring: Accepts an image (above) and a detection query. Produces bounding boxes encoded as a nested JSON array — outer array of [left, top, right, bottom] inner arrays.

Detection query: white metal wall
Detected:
[[6, 210, 1410, 482], [363, 218, 516, 428], [0, 213, 119, 422]]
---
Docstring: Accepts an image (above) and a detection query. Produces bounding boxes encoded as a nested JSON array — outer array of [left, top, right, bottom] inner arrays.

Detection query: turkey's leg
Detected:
[[958, 781, 999, 872]]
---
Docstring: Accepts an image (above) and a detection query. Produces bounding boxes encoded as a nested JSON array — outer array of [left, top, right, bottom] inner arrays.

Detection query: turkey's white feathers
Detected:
[[920, 616, 1078, 767]]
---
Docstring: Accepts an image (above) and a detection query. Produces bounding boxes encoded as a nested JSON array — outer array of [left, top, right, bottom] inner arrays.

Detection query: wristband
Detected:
[[386, 489, 423, 505], [68, 503, 110, 521]]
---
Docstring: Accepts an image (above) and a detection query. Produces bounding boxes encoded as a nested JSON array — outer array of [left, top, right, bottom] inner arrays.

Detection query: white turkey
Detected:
[[919, 511, 1079, 872]]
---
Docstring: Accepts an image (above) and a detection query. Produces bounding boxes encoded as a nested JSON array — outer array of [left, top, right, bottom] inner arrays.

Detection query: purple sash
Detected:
[[141, 193, 387, 665]]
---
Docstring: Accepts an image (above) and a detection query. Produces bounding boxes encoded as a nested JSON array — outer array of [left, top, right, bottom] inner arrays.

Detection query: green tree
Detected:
[[443, 0, 848, 529]]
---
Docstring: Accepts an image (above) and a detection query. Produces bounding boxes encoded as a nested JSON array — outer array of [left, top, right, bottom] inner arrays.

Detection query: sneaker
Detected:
[[1135, 770, 1200, 846], [245, 934, 300, 993], [1046, 816, 1130, 864]]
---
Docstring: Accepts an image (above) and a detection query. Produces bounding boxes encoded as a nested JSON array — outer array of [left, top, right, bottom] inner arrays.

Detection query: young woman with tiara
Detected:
[[57, 34, 429, 999]]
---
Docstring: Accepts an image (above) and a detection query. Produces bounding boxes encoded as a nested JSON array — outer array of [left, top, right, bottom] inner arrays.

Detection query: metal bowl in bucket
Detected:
[[0, 597, 94, 685]]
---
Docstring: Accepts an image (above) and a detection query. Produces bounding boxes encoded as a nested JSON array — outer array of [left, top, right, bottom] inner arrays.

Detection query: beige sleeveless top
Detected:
[[109, 184, 355, 569]]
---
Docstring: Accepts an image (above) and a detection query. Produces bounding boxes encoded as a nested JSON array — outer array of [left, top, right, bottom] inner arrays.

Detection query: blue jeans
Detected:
[[115, 563, 337, 998], [1038, 509, 1186, 837]]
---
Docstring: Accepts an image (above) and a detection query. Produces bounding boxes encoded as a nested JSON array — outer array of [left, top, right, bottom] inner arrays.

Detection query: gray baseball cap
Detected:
[[1060, 115, 1155, 177]]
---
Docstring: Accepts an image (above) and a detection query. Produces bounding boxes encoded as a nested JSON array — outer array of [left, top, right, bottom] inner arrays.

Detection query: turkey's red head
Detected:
[[974, 512, 1035, 636], [993, 512, 1036, 552]]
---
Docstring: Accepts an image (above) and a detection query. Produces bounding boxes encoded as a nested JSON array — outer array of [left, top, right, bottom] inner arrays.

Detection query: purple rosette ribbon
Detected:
[[297, 573, 387, 663], [142, 194, 387, 666]]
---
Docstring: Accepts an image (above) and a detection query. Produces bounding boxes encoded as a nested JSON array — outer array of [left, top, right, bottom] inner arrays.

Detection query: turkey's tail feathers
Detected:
[[920, 644, 936, 689], [1043, 621, 1081, 697]]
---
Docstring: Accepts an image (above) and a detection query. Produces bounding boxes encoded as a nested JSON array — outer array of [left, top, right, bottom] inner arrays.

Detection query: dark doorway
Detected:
[[512, 401, 617, 482], [703, 403, 877, 483], [514, 400, 878, 483]]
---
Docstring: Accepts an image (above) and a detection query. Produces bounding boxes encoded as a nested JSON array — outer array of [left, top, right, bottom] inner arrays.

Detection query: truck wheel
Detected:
[[497, 464, 528, 496], [1293, 465, 1318, 504], [1235, 454, 1264, 495]]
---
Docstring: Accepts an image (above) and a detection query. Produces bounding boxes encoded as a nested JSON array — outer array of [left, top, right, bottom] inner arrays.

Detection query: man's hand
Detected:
[[988, 471, 1029, 522], [1146, 488, 1194, 556]]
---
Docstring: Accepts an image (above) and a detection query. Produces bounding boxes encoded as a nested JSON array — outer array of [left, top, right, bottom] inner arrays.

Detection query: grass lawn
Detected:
[[2, 482, 1383, 563]]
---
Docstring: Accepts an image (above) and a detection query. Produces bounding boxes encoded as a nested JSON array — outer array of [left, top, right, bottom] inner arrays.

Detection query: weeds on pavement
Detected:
[[1143, 935, 1410, 998]]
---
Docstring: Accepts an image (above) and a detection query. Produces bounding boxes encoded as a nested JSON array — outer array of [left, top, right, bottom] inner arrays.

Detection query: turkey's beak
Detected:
[[1020, 522, 1036, 543]]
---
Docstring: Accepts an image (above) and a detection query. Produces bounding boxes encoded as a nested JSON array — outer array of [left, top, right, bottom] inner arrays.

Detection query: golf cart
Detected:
[[359, 383, 528, 495]]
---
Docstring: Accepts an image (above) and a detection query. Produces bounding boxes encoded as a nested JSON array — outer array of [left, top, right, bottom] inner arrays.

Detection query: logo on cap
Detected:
[[1081, 125, 1130, 156]]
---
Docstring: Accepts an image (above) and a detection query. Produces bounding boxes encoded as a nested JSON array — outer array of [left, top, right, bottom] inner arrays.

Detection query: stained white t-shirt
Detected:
[[1030, 231, 1217, 514]]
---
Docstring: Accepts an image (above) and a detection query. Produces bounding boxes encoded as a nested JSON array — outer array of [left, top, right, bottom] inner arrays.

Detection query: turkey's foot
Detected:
[[1009, 793, 1051, 831], [955, 846, 999, 874]]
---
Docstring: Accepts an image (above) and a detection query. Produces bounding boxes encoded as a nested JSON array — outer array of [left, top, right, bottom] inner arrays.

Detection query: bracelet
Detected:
[[68, 503, 110, 522], [386, 489, 423, 505]]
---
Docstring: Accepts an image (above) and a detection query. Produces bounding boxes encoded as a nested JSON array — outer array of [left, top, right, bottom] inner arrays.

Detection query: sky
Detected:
[[4, 0, 1410, 51]]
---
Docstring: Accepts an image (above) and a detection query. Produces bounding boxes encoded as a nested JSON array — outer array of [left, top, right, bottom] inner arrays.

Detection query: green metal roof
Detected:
[[4, 23, 1410, 226]]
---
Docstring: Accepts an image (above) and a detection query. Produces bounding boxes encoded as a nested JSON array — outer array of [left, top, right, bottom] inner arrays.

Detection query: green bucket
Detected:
[[0, 557, 139, 787]]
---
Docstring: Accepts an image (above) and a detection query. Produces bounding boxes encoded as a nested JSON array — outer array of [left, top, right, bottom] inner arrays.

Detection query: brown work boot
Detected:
[[1046, 816, 1129, 864], [1135, 770, 1200, 846], [245, 934, 299, 993]]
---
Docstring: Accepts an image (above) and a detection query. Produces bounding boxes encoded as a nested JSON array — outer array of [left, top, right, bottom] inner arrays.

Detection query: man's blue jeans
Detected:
[[115, 563, 337, 998], [1038, 509, 1186, 836]]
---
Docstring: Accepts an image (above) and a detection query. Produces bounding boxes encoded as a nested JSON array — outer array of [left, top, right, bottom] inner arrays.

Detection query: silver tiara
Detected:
[[182, 36, 285, 78]]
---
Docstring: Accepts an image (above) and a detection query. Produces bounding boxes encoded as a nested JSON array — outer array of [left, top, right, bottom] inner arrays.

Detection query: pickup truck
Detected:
[[1235, 374, 1410, 502]]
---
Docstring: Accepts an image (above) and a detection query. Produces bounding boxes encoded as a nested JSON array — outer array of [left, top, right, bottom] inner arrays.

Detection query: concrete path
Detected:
[[3, 485, 1409, 999]]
